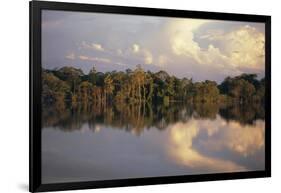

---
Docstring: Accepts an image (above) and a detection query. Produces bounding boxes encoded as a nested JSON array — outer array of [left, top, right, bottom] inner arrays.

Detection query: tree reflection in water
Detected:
[[42, 101, 264, 135]]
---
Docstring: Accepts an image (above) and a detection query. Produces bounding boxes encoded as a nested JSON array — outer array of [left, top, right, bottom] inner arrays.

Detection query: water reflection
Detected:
[[42, 102, 264, 134], [167, 117, 264, 173], [42, 102, 265, 183]]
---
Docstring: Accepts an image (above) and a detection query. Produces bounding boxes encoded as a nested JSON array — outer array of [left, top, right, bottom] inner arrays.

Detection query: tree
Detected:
[[104, 74, 114, 103], [92, 86, 103, 103], [166, 76, 175, 98], [88, 66, 97, 85], [145, 73, 154, 102], [255, 78, 265, 102], [78, 81, 93, 103], [56, 66, 83, 95], [42, 71, 70, 104], [132, 65, 146, 102], [230, 74, 257, 103], [219, 76, 256, 103], [42, 71, 72, 112], [240, 80, 256, 103], [239, 73, 259, 88], [193, 80, 219, 103]]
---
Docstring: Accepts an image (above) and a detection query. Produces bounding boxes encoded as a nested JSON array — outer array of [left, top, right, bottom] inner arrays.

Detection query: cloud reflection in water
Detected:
[[167, 116, 264, 172]]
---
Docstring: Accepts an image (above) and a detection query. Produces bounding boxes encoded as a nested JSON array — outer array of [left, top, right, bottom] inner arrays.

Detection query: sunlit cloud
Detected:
[[197, 25, 265, 71], [79, 55, 111, 63], [143, 49, 153, 64], [167, 19, 264, 74], [116, 49, 123, 56], [132, 44, 140, 53], [223, 25, 265, 71], [129, 44, 153, 65], [115, 62, 127, 66], [199, 29, 225, 41], [92, 43, 105, 51], [81, 41, 105, 51], [167, 117, 264, 171], [156, 55, 169, 67], [42, 11, 265, 81], [65, 52, 76, 60], [78, 55, 126, 66], [167, 19, 212, 63]]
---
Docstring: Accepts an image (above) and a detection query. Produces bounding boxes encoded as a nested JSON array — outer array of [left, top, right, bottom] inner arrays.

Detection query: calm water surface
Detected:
[[42, 103, 265, 183]]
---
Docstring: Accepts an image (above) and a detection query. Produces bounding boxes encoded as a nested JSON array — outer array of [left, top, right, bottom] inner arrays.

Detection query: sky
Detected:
[[42, 10, 265, 82]]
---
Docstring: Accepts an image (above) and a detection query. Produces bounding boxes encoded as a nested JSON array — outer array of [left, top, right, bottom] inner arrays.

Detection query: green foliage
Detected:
[[42, 65, 265, 108], [193, 80, 220, 103], [42, 71, 70, 105], [88, 66, 97, 85], [219, 74, 263, 103]]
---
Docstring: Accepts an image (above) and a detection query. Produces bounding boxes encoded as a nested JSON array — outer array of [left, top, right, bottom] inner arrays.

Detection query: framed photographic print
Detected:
[[30, 1, 271, 192]]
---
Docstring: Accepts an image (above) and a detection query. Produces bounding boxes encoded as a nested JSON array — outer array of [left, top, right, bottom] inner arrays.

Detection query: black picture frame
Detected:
[[29, 1, 271, 192]]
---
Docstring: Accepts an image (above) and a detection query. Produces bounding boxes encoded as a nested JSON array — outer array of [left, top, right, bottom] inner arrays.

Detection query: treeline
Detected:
[[42, 65, 265, 107]]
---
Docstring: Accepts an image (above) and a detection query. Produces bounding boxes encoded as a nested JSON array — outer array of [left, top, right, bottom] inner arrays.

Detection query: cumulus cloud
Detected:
[[222, 25, 265, 70], [199, 29, 225, 40], [129, 44, 153, 65], [131, 48, 154, 65], [78, 55, 111, 63], [115, 62, 127, 66], [65, 52, 76, 60], [143, 49, 153, 64], [167, 19, 265, 74], [92, 43, 104, 51], [197, 25, 265, 71], [78, 55, 126, 66], [116, 49, 123, 56], [156, 55, 169, 67], [42, 11, 265, 80], [81, 41, 105, 51], [132, 44, 140, 53], [168, 19, 211, 63]]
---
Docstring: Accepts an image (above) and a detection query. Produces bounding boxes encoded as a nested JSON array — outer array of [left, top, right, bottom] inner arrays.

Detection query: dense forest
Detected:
[[42, 65, 265, 108]]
